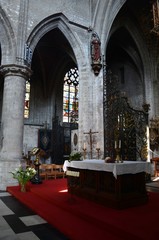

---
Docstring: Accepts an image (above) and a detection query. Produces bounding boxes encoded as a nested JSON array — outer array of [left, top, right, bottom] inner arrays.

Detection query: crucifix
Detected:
[[84, 129, 98, 159]]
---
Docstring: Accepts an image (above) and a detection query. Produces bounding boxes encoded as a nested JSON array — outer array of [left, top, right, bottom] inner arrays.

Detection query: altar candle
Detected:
[[97, 142, 99, 148], [84, 142, 86, 149], [115, 141, 117, 149], [119, 140, 121, 148]]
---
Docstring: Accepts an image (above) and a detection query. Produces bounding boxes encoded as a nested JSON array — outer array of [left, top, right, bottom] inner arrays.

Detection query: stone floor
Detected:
[[0, 178, 159, 240], [0, 191, 68, 240]]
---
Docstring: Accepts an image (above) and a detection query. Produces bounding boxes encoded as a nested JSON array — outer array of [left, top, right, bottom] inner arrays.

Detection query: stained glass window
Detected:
[[63, 68, 79, 123], [24, 80, 30, 118]]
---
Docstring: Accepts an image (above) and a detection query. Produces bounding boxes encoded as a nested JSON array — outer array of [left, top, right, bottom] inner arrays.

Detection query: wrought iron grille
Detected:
[[103, 59, 148, 161]]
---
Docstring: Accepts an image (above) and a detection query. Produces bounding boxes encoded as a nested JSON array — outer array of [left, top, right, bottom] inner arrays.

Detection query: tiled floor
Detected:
[[0, 192, 69, 240], [0, 179, 159, 240]]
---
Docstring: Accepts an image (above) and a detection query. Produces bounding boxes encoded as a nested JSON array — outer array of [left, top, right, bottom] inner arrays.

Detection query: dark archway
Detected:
[[31, 28, 76, 98], [28, 28, 78, 163], [106, 27, 144, 109]]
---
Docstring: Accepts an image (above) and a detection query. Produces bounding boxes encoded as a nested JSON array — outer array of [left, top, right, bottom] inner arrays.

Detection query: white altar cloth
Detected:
[[63, 159, 152, 179]]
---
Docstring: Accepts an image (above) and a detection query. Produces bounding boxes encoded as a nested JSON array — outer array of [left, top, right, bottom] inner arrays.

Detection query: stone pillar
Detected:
[[0, 64, 32, 190]]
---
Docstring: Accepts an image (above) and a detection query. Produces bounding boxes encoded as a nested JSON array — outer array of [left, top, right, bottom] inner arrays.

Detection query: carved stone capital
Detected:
[[0, 64, 32, 80]]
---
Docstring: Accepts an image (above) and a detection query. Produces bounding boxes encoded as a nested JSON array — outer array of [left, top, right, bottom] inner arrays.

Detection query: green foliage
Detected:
[[69, 151, 82, 162]]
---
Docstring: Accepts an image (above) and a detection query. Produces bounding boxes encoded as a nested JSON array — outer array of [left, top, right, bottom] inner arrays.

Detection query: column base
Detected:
[[0, 160, 20, 190]]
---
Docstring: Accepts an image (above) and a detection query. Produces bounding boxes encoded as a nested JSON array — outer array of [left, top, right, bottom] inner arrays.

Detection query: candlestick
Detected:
[[115, 141, 117, 149], [96, 148, 100, 159], [115, 148, 120, 163], [119, 140, 121, 149], [83, 148, 87, 159], [84, 142, 86, 149]]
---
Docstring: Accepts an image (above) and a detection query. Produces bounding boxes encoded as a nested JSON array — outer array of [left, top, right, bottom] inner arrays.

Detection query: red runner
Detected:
[[7, 179, 159, 240]]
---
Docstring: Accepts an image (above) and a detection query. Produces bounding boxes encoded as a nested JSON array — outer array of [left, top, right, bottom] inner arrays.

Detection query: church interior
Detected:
[[0, 0, 159, 239], [2, 0, 159, 163]]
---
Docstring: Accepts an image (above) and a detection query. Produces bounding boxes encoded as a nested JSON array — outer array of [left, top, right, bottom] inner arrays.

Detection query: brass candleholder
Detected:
[[83, 148, 87, 159], [96, 148, 100, 159], [115, 148, 121, 163]]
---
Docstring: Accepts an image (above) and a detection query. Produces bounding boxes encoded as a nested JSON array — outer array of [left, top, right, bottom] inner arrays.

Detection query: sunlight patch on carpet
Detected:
[[59, 189, 68, 193]]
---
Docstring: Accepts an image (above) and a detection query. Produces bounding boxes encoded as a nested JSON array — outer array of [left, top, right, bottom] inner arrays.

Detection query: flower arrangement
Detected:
[[69, 151, 82, 162], [10, 165, 36, 191]]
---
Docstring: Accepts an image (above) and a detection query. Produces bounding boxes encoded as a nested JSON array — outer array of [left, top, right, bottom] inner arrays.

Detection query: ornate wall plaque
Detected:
[[73, 133, 78, 146]]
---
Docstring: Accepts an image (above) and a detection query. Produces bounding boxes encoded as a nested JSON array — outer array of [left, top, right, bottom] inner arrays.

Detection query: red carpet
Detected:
[[7, 179, 159, 240]]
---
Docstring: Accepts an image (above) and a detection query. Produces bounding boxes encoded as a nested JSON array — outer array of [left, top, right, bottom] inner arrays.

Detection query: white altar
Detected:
[[64, 159, 151, 209], [63, 159, 152, 178]]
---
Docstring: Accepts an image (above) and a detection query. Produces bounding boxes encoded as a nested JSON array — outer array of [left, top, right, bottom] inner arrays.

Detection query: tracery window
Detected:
[[24, 80, 30, 118], [63, 67, 79, 123]]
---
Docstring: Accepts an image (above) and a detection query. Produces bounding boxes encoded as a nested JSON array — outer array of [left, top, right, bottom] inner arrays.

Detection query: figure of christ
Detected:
[[84, 129, 98, 159]]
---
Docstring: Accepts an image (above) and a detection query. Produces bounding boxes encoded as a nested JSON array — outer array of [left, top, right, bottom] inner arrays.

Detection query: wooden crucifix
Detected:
[[84, 129, 98, 159]]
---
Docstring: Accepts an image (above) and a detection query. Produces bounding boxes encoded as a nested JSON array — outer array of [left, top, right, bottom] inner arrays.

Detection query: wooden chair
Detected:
[[39, 164, 47, 180], [53, 164, 65, 179], [45, 164, 56, 180], [152, 157, 159, 177]]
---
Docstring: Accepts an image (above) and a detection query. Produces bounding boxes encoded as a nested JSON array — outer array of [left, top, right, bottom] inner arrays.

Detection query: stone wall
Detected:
[[0, 0, 158, 190], [23, 125, 41, 154]]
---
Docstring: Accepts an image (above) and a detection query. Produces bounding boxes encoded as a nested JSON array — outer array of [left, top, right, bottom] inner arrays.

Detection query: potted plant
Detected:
[[10, 165, 36, 192], [68, 151, 82, 162]]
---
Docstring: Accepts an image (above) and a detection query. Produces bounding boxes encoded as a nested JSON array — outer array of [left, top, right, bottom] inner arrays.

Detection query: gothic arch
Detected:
[[0, 6, 16, 64], [107, 19, 151, 82], [103, 3, 152, 107], [94, 0, 152, 92], [26, 13, 87, 69], [107, 26, 144, 82], [91, 0, 126, 41]]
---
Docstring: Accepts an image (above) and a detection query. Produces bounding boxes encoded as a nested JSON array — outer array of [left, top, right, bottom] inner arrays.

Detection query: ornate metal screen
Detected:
[[103, 61, 149, 161], [52, 117, 78, 164], [52, 117, 64, 164]]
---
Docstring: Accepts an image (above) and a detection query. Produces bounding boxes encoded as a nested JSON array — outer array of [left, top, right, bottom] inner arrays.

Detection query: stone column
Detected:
[[0, 64, 32, 190]]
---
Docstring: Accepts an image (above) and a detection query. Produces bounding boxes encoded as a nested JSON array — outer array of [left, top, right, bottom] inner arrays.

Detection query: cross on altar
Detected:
[[84, 129, 98, 159]]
